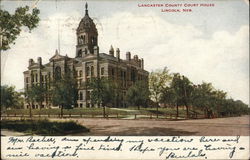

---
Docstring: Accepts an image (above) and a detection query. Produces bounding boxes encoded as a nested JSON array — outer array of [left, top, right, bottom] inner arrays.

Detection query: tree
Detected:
[[160, 86, 177, 108], [171, 73, 194, 118], [87, 77, 117, 117], [25, 84, 46, 109], [1, 85, 22, 111], [149, 67, 172, 117], [0, 6, 40, 50], [51, 72, 78, 118], [126, 81, 150, 110]]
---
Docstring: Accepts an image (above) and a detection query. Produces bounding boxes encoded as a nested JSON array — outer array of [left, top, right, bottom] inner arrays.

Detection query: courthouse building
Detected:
[[23, 3, 148, 109]]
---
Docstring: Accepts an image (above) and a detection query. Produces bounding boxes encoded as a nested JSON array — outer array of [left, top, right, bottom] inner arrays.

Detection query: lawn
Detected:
[[1, 119, 89, 136], [4, 107, 204, 117]]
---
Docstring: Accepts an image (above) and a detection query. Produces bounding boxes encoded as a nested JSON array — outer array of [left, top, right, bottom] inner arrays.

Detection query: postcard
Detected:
[[1, 0, 249, 159]]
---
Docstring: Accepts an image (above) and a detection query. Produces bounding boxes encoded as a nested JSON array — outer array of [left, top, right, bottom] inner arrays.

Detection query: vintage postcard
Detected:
[[0, 0, 249, 159]]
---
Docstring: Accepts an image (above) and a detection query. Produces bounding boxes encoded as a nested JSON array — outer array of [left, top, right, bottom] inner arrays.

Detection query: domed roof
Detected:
[[77, 3, 97, 33]]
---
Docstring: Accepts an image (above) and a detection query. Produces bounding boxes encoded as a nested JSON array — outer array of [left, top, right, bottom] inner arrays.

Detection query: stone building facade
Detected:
[[23, 3, 148, 109]]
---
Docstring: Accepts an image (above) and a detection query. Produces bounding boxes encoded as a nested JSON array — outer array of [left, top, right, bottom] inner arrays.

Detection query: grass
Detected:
[[1, 119, 90, 136], [4, 108, 127, 115], [4, 107, 204, 117]]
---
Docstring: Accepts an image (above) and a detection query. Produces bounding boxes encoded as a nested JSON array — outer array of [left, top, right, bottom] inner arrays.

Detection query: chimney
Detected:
[[138, 59, 141, 67], [37, 57, 42, 66], [126, 52, 131, 61], [109, 45, 114, 56], [141, 58, 144, 69], [29, 59, 34, 66], [134, 55, 138, 61], [116, 48, 120, 60]]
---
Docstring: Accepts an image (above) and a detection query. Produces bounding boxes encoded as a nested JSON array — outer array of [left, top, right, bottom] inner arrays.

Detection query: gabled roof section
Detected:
[[49, 49, 67, 61]]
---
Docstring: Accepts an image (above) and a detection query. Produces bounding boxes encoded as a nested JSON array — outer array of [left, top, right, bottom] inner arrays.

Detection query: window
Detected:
[[26, 77, 29, 83], [79, 92, 83, 100], [35, 74, 38, 82], [120, 71, 123, 78], [111, 68, 114, 76], [86, 67, 90, 76], [78, 49, 82, 57], [83, 35, 86, 44], [91, 66, 94, 76], [86, 91, 90, 100], [79, 70, 82, 77], [31, 75, 34, 82], [101, 67, 104, 75], [55, 66, 61, 80]]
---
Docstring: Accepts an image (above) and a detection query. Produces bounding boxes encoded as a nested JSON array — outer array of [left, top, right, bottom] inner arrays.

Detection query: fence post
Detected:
[[14, 113, 16, 117], [134, 114, 137, 119], [39, 113, 41, 118], [48, 114, 50, 118], [69, 114, 71, 118], [117, 113, 119, 118], [170, 114, 172, 119], [150, 114, 152, 119]]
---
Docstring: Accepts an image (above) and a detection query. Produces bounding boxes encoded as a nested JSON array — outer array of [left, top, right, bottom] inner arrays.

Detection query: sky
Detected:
[[1, 0, 249, 104]]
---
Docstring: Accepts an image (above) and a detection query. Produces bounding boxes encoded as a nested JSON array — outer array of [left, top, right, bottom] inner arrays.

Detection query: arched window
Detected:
[[55, 66, 61, 80], [85, 48, 87, 54], [79, 70, 82, 77]]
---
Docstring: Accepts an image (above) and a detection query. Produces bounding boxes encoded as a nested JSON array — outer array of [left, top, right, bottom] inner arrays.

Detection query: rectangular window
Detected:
[[86, 91, 90, 100], [101, 67, 104, 75], [111, 68, 114, 76], [86, 67, 89, 76]]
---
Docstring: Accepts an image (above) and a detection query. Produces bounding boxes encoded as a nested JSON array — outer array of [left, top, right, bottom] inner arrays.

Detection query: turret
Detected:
[[76, 3, 98, 57]]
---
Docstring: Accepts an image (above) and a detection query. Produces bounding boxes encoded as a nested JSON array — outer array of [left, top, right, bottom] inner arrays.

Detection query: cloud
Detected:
[[1, 10, 249, 104]]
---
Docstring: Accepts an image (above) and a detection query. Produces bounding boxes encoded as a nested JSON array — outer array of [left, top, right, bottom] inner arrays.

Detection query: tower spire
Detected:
[[85, 2, 88, 16]]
